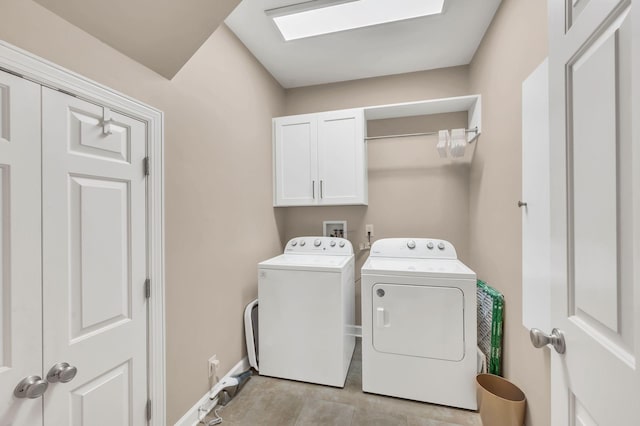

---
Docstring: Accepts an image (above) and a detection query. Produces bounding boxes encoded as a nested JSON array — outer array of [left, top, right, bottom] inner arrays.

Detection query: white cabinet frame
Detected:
[[0, 40, 166, 426], [273, 108, 367, 207]]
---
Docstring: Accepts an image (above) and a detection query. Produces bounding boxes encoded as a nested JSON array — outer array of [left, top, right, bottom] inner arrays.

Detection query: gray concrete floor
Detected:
[[206, 343, 481, 426]]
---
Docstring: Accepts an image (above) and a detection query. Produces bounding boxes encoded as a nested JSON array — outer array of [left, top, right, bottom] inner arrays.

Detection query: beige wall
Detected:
[[0, 1, 285, 423], [468, 1, 549, 425], [285, 66, 470, 115]]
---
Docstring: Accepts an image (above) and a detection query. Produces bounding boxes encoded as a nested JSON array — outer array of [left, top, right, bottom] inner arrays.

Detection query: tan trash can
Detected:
[[476, 374, 526, 426]]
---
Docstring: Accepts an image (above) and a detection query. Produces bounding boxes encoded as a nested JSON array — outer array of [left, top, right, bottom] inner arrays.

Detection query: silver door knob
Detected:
[[530, 328, 566, 354], [47, 362, 78, 383], [14, 376, 49, 399]]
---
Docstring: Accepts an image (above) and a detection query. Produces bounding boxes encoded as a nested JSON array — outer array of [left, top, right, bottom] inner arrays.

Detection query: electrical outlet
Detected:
[[365, 224, 374, 236], [208, 355, 220, 378]]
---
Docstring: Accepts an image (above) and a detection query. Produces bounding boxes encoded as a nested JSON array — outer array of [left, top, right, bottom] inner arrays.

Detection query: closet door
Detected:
[[41, 88, 148, 425], [0, 72, 43, 425]]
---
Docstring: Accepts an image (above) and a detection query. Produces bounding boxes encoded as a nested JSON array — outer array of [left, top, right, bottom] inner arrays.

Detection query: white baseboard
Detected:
[[174, 357, 251, 426]]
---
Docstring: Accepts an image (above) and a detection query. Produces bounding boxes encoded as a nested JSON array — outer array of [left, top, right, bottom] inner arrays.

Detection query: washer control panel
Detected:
[[370, 238, 457, 259], [285, 236, 353, 255]]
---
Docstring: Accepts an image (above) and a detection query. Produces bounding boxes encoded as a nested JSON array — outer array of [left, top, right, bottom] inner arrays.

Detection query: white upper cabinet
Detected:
[[273, 108, 367, 206]]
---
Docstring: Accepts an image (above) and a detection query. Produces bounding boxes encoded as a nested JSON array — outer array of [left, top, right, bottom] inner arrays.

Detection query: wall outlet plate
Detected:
[[208, 355, 219, 378], [365, 224, 374, 235]]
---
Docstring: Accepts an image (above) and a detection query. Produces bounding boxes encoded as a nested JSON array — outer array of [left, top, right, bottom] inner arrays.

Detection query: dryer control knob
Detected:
[[407, 240, 416, 249], [437, 242, 445, 250], [427, 242, 434, 250], [300, 240, 306, 246], [330, 241, 336, 247], [314, 239, 322, 247], [339, 241, 345, 248], [291, 240, 297, 247]]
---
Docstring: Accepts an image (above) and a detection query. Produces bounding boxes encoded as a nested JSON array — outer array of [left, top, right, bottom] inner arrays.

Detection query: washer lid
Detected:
[[362, 257, 476, 279], [258, 253, 353, 272]]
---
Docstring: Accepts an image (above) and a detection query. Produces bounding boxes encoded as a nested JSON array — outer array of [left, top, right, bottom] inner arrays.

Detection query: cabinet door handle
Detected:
[[320, 180, 324, 198], [312, 180, 315, 199]]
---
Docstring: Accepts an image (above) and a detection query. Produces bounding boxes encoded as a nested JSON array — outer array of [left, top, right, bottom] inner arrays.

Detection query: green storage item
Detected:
[[477, 280, 504, 376]]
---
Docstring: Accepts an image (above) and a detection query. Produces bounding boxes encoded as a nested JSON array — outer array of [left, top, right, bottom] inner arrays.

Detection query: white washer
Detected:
[[258, 236, 355, 387], [361, 238, 477, 410]]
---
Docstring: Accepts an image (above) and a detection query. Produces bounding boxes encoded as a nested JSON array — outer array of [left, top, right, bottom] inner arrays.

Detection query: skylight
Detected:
[[270, 0, 445, 41]]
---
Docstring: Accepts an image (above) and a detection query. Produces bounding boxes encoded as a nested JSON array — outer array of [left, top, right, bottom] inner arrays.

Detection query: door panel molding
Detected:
[[0, 40, 166, 425]]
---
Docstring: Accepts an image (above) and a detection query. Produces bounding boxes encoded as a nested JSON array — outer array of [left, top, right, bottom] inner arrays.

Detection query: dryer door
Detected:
[[372, 283, 465, 361]]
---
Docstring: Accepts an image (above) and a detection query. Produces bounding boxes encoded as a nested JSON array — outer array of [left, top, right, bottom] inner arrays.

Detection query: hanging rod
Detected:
[[365, 127, 479, 142]]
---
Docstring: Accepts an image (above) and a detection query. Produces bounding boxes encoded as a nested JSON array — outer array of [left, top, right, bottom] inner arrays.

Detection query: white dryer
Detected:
[[361, 238, 477, 410], [258, 237, 355, 387]]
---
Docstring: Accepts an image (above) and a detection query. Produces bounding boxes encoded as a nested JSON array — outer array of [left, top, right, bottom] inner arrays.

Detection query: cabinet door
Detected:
[[0, 70, 43, 426], [273, 114, 318, 206], [317, 109, 367, 205]]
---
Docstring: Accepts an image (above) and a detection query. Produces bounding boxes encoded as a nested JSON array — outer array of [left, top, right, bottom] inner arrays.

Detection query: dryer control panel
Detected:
[[369, 238, 457, 259], [284, 236, 353, 255]]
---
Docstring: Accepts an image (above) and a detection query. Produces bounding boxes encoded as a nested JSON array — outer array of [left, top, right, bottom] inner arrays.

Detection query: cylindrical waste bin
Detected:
[[476, 374, 526, 426]]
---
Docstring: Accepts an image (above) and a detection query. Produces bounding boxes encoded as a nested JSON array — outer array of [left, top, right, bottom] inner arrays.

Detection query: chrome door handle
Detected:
[[312, 180, 315, 199], [530, 328, 566, 354], [47, 362, 78, 383], [14, 376, 49, 399], [320, 180, 324, 198]]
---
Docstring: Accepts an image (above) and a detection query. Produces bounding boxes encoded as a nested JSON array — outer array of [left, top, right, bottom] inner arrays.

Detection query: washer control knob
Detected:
[[291, 240, 297, 247], [314, 239, 321, 247], [427, 242, 434, 250], [407, 240, 416, 249], [376, 289, 385, 297], [339, 241, 345, 248], [300, 240, 306, 247], [330, 241, 336, 247], [438, 242, 445, 250]]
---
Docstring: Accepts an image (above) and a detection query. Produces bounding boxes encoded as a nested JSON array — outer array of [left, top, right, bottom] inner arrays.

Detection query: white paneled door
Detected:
[[0, 70, 149, 426], [42, 88, 148, 425], [0, 67, 44, 426], [548, 1, 640, 424]]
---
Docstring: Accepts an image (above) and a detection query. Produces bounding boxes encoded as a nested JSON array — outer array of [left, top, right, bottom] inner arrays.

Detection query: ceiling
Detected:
[[226, 0, 502, 88], [34, 0, 242, 79]]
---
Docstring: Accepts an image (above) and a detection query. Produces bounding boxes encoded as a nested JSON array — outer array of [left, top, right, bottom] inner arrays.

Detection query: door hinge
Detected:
[[143, 157, 150, 176], [145, 279, 151, 299], [146, 399, 152, 421]]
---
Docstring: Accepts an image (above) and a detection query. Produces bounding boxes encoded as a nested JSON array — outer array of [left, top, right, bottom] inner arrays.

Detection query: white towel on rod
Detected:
[[437, 130, 449, 158], [450, 128, 467, 158]]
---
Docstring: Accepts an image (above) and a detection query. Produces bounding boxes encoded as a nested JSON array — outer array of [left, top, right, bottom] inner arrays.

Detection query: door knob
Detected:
[[47, 362, 78, 383], [14, 376, 49, 399], [530, 328, 566, 354]]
